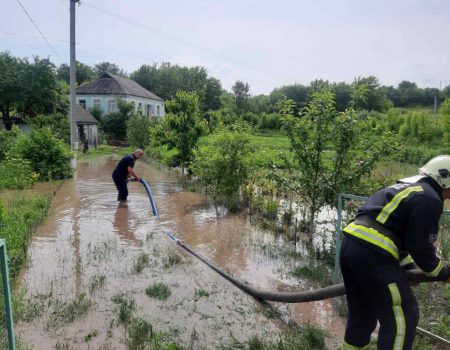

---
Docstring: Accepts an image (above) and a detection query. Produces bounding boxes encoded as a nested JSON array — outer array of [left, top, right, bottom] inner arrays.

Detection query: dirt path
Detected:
[[15, 155, 344, 349]]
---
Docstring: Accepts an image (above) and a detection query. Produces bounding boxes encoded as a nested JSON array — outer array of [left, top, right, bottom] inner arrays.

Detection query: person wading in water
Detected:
[[112, 149, 144, 204]]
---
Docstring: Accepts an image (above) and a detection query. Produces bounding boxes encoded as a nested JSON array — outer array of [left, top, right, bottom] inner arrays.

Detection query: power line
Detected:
[[0, 30, 277, 88], [80, 1, 291, 81], [14, 0, 65, 63]]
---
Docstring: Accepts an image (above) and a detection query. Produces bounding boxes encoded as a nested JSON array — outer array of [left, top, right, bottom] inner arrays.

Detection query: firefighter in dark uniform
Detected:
[[112, 149, 144, 202], [340, 155, 450, 350]]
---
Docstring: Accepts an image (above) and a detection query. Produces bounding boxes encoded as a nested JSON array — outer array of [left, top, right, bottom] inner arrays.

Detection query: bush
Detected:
[[0, 126, 21, 161], [26, 113, 70, 144], [126, 112, 151, 149], [13, 128, 72, 181], [0, 158, 37, 190]]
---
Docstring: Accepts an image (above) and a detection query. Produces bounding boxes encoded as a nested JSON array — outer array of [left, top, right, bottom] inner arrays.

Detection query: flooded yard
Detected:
[[15, 155, 345, 349]]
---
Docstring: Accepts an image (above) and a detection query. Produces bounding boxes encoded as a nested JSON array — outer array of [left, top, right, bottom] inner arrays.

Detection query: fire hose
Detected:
[[136, 178, 450, 347]]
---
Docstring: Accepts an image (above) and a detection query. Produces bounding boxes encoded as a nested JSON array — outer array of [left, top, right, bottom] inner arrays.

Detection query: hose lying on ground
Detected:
[[164, 229, 442, 303], [137, 179, 450, 347]]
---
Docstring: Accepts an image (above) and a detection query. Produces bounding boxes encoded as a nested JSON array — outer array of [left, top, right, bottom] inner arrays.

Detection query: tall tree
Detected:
[[232, 80, 250, 115], [130, 63, 211, 110], [163, 91, 205, 175], [0, 52, 64, 130], [95, 62, 126, 77], [57, 61, 95, 85], [205, 77, 223, 111], [273, 93, 392, 236], [0, 52, 23, 130]]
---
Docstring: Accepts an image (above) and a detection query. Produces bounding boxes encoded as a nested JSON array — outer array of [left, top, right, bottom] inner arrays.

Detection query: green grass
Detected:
[[244, 323, 326, 350], [111, 293, 136, 324], [163, 252, 182, 269], [292, 264, 331, 287], [46, 293, 92, 330], [194, 289, 210, 299], [0, 190, 52, 279], [132, 252, 150, 274], [145, 282, 171, 300]]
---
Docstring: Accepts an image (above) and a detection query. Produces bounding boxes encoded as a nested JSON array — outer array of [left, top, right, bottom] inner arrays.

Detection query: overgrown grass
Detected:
[[89, 274, 106, 293], [244, 323, 326, 350], [163, 252, 182, 269], [292, 263, 331, 287], [0, 190, 52, 280], [111, 293, 136, 324], [194, 289, 210, 299], [127, 317, 183, 350], [132, 252, 150, 274], [46, 293, 92, 330], [145, 282, 171, 300]]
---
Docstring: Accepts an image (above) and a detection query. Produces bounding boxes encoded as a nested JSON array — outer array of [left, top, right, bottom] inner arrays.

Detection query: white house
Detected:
[[76, 72, 165, 117]]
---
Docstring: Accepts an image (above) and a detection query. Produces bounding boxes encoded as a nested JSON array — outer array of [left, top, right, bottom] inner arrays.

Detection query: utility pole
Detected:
[[70, 0, 80, 156]]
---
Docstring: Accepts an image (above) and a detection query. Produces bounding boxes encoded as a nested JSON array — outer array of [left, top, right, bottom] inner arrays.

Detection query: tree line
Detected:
[[3, 50, 450, 131]]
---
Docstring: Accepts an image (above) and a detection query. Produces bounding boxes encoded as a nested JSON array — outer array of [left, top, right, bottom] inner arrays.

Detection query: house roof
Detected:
[[74, 104, 99, 125], [76, 72, 164, 102]]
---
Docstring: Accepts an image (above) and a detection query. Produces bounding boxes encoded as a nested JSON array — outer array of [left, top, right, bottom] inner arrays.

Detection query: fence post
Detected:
[[333, 194, 343, 284], [0, 239, 15, 350]]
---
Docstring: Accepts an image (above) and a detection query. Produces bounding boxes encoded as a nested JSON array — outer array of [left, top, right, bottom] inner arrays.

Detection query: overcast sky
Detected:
[[1, 0, 449, 94]]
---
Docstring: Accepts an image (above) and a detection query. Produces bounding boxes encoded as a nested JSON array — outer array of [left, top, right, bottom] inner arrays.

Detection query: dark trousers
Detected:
[[340, 237, 419, 350], [112, 173, 128, 201]]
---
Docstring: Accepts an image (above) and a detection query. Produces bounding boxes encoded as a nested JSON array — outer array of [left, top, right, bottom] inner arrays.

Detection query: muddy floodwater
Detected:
[[16, 155, 345, 349]]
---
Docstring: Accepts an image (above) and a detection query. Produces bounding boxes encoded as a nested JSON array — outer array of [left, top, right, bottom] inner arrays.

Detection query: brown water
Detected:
[[16, 156, 345, 349]]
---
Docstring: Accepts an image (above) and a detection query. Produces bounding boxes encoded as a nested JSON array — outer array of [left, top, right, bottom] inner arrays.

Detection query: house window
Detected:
[[131, 101, 136, 110], [79, 99, 86, 109], [146, 104, 154, 116], [138, 103, 142, 112], [108, 100, 117, 113], [157, 105, 161, 116], [93, 99, 101, 109]]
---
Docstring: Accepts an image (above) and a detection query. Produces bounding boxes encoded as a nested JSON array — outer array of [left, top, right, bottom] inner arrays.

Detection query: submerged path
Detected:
[[16, 155, 344, 349]]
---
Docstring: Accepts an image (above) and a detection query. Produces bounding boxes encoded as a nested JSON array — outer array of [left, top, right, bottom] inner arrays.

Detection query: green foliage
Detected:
[[47, 294, 92, 330], [163, 91, 206, 172], [399, 112, 442, 145], [94, 61, 126, 77], [111, 293, 136, 324], [126, 112, 151, 149], [132, 252, 150, 274], [57, 61, 95, 85], [232, 80, 251, 114], [246, 323, 326, 350], [131, 62, 211, 111], [25, 113, 70, 144], [145, 282, 171, 300], [439, 98, 450, 147], [0, 126, 21, 161], [0, 194, 51, 279], [273, 93, 394, 233], [127, 318, 153, 349], [0, 158, 37, 190], [101, 99, 134, 140], [13, 128, 72, 181], [191, 123, 253, 210]]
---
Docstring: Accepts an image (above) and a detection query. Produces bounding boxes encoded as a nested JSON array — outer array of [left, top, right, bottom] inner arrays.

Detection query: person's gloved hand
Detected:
[[135, 176, 141, 183]]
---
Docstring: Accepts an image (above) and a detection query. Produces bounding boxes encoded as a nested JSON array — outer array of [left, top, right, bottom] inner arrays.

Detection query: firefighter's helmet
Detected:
[[419, 155, 450, 188]]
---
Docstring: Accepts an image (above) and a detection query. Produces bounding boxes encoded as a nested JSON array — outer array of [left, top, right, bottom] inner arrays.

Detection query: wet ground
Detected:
[[16, 155, 345, 349]]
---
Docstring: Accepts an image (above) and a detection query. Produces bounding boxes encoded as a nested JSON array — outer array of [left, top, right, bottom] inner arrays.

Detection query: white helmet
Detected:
[[419, 155, 450, 188]]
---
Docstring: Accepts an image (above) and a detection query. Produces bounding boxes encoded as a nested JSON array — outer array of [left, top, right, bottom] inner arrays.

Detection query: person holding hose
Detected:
[[340, 155, 450, 350], [112, 149, 144, 203]]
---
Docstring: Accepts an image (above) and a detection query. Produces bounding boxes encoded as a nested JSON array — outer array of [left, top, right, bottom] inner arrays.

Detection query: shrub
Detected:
[[0, 126, 21, 161], [0, 158, 38, 190], [126, 112, 151, 149], [13, 128, 72, 181], [26, 113, 70, 144]]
